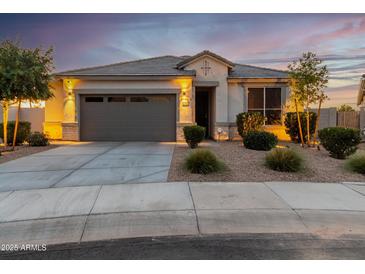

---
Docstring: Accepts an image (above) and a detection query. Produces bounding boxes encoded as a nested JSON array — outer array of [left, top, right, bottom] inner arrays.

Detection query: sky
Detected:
[[0, 13, 364, 108]]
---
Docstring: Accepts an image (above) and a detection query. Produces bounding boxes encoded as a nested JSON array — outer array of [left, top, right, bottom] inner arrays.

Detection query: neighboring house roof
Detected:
[[55, 50, 288, 79], [357, 74, 365, 105], [176, 50, 235, 69]]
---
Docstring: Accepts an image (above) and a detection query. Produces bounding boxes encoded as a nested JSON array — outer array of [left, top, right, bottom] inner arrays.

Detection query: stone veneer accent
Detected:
[[176, 122, 195, 141], [213, 123, 230, 141], [228, 125, 241, 141], [62, 122, 79, 141]]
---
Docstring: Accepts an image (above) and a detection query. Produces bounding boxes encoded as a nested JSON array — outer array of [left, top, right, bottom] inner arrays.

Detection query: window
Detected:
[[85, 97, 103, 102], [130, 96, 149, 102], [108, 97, 126, 102], [248, 87, 282, 125]]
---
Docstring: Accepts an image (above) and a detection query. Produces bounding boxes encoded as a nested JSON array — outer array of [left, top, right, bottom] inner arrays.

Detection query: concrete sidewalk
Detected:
[[0, 181, 365, 247]]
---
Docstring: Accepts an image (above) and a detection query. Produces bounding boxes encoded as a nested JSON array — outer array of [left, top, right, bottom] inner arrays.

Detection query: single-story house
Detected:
[[45, 50, 291, 141], [357, 74, 365, 106]]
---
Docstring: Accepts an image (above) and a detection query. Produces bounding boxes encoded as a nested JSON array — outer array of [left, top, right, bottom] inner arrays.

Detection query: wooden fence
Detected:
[[337, 111, 360, 129]]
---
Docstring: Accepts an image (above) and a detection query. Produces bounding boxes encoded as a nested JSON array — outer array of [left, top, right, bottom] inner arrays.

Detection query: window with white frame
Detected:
[[247, 87, 282, 125]]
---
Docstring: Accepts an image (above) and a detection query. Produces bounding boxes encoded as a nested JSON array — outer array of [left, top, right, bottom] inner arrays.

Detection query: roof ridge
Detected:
[[176, 50, 235, 69], [56, 55, 183, 75], [234, 63, 288, 73]]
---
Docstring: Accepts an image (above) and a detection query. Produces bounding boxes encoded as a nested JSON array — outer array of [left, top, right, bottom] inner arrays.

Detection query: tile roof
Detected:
[[56, 51, 288, 79], [229, 63, 288, 78], [56, 55, 195, 76], [176, 50, 235, 69]]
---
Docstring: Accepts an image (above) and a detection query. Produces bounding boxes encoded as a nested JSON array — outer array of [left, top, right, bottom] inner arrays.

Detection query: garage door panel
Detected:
[[80, 94, 176, 141]]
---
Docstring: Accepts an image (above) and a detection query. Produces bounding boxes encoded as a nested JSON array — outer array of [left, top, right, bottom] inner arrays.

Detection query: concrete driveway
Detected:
[[0, 142, 175, 192]]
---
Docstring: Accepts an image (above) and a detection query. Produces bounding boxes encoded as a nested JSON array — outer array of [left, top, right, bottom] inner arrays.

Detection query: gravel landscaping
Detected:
[[168, 141, 365, 182], [0, 145, 58, 164]]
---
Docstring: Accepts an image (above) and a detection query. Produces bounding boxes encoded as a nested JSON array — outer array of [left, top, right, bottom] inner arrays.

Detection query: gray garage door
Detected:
[[80, 94, 176, 141]]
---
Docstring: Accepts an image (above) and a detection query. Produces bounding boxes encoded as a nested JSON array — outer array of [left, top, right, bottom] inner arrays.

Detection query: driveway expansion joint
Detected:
[[50, 143, 123, 188]]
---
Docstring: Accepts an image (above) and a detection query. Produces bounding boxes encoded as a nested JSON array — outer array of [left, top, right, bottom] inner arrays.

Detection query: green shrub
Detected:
[[265, 148, 304, 172], [184, 149, 225, 174], [183, 125, 205, 149], [318, 127, 361, 159], [0, 121, 31, 145], [243, 131, 278, 151], [345, 153, 365, 174], [236, 112, 265, 138], [284, 112, 317, 143], [27, 132, 49, 146]]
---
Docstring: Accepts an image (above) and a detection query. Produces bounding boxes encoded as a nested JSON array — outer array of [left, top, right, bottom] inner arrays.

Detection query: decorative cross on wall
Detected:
[[201, 60, 211, 76]]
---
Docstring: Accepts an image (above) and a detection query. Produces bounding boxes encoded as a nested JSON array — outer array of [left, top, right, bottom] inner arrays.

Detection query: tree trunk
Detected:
[[294, 98, 304, 146], [2, 101, 9, 146], [12, 100, 21, 150], [306, 104, 310, 146], [313, 99, 322, 148]]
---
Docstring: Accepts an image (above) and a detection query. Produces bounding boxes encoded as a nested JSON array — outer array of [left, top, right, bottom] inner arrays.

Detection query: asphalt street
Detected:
[[2, 234, 365, 260]]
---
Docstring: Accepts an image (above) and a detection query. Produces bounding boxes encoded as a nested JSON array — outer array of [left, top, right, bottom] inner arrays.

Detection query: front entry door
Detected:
[[195, 90, 210, 138]]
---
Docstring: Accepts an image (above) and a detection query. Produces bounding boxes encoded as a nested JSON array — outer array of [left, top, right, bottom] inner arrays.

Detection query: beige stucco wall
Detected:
[[44, 78, 194, 140], [44, 80, 64, 139], [186, 56, 229, 123], [228, 83, 244, 123]]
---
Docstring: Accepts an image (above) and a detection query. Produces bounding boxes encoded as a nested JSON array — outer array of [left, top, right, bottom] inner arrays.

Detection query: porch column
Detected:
[[175, 79, 194, 141], [62, 79, 79, 141]]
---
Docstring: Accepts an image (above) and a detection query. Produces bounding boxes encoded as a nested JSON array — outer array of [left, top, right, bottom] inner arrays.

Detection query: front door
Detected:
[[195, 89, 210, 138]]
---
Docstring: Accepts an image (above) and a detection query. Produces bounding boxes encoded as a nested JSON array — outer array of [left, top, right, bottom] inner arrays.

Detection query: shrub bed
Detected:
[[284, 112, 317, 143], [236, 112, 265, 138], [345, 153, 365, 174], [183, 125, 205, 149], [265, 148, 304, 172], [318, 127, 361, 159], [184, 149, 225, 174], [243, 130, 278, 151], [0, 121, 31, 145], [27, 132, 49, 146]]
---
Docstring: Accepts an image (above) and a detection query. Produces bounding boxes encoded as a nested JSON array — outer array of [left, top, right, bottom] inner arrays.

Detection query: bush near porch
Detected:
[[243, 131, 278, 151], [183, 125, 205, 148], [236, 112, 265, 138]]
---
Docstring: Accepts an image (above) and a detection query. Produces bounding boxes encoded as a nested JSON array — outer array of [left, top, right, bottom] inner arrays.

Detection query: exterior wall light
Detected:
[[64, 79, 74, 91], [181, 91, 190, 107]]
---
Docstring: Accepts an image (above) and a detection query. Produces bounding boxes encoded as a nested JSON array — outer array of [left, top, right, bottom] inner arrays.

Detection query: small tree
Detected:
[[0, 40, 54, 149], [337, 104, 355, 112], [312, 91, 329, 147], [288, 52, 328, 147], [0, 40, 21, 147]]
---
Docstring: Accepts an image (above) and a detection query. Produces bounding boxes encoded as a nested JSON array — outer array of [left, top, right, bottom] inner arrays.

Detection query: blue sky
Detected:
[[1, 14, 364, 107]]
